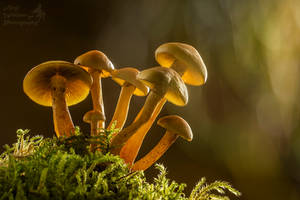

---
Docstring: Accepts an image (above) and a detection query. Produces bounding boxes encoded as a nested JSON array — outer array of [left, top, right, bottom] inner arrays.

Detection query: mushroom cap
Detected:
[[137, 67, 188, 106], [83, 110, 106, 123], [23, 61, 92, 107], [112, 67, 149, 96], [155, 42, 207, 86], [157, 115, 193, 141], [74, 50, 114, 78]]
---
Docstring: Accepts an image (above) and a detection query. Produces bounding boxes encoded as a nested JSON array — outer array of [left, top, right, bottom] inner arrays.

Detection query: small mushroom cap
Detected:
[[74, 50, 114, 78], [155, 42, 207, 86], [157, 115, 193, 141], [112, 67, 149, 96], [83, 110, 106, 123], [137, 67, 188, 106], [23, 61, 92, 107]]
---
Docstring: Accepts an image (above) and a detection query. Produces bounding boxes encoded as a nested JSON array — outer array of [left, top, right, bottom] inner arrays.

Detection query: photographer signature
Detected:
[[1, 3, 45, 26]]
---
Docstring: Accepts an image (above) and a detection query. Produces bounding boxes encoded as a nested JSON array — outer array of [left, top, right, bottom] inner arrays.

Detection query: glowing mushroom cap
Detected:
[[155, 42, 207, 86], [74, 50, 114, 78], [83, 110, 106, 123], [137, 67, 188, 106], [157, 115, 193, 141], [23, 61, 92, 107], [112, 67, 149, 96]]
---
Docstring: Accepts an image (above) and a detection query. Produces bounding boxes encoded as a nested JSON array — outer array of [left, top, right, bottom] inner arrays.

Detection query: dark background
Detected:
[[1, 0, 300, 199]]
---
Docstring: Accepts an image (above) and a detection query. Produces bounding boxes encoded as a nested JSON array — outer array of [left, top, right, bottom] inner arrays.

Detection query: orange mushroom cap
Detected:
[[112, 67, 149, 96], [23, 61, 92, 106], [157, 115, 193, 141], [74, 50, 114, 77], [83, 110, 106, 123], [155, 42, 207, 86], [137, 67, 188, 106]]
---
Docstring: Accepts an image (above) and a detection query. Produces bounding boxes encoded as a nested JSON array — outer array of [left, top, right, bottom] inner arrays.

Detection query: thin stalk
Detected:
[[108, 83, 135, 131], [90, 69, 105, 129], [119, 98, 166, 165], [110, 92, 163, 155], [132, 131, 178, 171]]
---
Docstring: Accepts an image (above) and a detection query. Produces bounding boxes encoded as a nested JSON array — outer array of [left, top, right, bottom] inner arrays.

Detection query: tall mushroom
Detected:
[[108, 67, 149, 131], [155, 42, 207, 86], [110, 67, 188, 156], [120, 42, 207, 165], [23, 61, 92, 137], [132, 115, 193, 171], [74, 50, 114, 136]]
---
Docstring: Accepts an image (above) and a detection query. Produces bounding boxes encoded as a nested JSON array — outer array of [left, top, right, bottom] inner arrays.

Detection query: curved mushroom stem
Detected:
[[119, 98, 166, 165], [170, 60, 186, 77], [132, 131, 178, 171], [90, 69, 105, 129], [110, 92, 164, 155], [51, 74, 75, 137], [108, 83, 136, 131]]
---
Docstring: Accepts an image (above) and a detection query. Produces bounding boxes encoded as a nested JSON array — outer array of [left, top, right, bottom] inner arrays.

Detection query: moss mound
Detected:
[[0, 129, 240, 200]]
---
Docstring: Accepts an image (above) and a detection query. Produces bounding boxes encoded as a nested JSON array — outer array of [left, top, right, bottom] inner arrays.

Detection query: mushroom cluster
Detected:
[[23, 42, 207, 171]]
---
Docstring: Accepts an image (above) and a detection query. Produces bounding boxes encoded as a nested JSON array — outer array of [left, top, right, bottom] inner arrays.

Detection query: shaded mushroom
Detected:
[[83, 110, 105, 138], [74, 50, 114, 136], [23, 61, 92, 137], [132, 115, 192, 171], [111, 67, 188, 157], [108, 67, 149, 131], [155, 42, 207, 85]]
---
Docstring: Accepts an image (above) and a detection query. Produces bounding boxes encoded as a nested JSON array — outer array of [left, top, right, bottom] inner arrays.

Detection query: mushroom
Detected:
[[23, 61, 92, 137], [108, 67, 149, 131], [132, 115, 192, 171], [74, 50, 114, 136], [155, 42, 207, 86], [110, 67, 188, 157], [83, 110, 105, 137], [119, 43, 207, 165]]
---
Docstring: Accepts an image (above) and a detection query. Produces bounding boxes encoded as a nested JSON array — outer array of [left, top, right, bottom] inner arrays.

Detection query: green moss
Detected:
[[0, 129, 241, 200]]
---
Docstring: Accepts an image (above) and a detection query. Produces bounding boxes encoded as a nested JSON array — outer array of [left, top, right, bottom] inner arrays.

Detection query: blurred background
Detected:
[[1, 0, 300, 199]]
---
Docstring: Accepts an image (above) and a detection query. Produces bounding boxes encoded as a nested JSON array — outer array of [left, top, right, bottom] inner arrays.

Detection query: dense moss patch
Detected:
[[0, 129, 240, 200]]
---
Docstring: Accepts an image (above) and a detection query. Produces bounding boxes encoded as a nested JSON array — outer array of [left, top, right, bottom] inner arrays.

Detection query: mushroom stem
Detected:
[[89, 120, 99, 152], [119, 98, 166, 165], [132, 131, 178, 171], [83, 110, 105, 152], [110, 92, 164, 155], [108, 83, 136, 131], [51, 74, 75, 137], [90, 69, 105, 129], [170, 60, 186, 77], [90, 119, 99, 137]]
